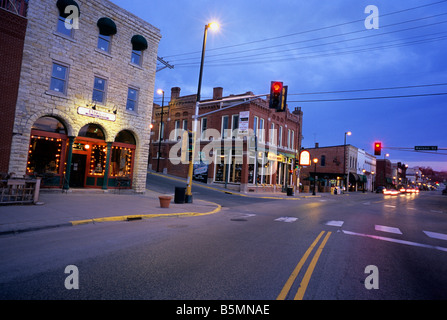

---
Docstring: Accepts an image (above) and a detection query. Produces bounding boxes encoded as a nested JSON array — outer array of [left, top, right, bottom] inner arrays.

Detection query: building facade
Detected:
[[4, 0, 161, 192], [300, 144, 376, 192], [149, 87, 303, 193], [0, 0, 28, 174]]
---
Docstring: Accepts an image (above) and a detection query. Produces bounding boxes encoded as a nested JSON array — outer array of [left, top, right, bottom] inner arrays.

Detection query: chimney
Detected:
[[315, 143, 319, 148], [170, 87, 181, 102], [213, 87, 223, 100]]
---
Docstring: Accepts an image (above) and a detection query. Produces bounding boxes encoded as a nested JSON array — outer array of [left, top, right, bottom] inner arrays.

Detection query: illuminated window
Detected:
[[89, 145, 107, 176], [27, 136, 63, 175], [110, 147, 133, 177]]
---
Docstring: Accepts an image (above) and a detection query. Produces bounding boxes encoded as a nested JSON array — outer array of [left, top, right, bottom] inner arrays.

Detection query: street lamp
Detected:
[[312, 158, 318, 196], [343, 131, 351, 192], [185, 22, 219, 203], [156, 89, 164, 173]]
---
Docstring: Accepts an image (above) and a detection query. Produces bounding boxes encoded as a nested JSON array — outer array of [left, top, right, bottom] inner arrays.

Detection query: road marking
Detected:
[[423, 231, 447, 241], [325, 220, 344, 227], [385, 205, 396, 208], [277, 231, 325, 300], [430, 210, 444, 214], [294, 231, 332, 300], [375, 225, 403, 235], [275, 217, 298, 223], [342, 230, 447, 253]]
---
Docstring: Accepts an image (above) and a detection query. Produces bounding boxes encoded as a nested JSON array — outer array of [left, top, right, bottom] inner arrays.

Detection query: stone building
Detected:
[[149, 87, 303, 193], [4, 0, 161, 192]]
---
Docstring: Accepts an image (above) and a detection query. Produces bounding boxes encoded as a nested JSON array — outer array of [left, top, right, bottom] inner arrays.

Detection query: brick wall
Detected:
[[0, 8, 27, 173]]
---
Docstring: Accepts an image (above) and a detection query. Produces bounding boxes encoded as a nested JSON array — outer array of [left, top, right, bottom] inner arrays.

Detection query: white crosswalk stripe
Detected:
[[375, 225, 402, 235], [423, 231, 447, 241]]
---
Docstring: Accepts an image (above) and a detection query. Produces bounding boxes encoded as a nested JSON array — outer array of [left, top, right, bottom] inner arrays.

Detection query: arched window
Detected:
[[115, 130, 136, 145], [32, 116, 67, 134], [78, 124, 105, 140]]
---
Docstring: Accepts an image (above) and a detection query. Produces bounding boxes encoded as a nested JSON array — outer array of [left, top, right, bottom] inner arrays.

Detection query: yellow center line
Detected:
[[294, 231, 331, 300], [276, 231, 325, 300]]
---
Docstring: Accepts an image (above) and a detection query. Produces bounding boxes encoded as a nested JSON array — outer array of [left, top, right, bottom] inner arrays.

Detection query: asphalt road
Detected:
[[0, 173, 446, 303]]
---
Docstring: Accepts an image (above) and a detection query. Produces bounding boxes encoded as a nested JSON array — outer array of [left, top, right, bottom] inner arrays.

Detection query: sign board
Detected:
[[415, 146, 438, 151], [299, 150, 311, 166], [77, 106, 116, 122], [238, 111, 250, 135]]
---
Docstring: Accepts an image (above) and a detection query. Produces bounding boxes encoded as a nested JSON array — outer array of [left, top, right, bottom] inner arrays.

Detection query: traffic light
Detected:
[[269, 81, 283, 110], [374, 142, 382, 156], [277, 85, 288, 112]]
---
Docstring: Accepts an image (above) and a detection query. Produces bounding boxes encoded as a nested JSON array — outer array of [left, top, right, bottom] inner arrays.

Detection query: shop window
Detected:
[[115, 130, 136, 145], [89, 145, 107, 176], [110, 146, 132, 177], [27, 136, 63, 176]]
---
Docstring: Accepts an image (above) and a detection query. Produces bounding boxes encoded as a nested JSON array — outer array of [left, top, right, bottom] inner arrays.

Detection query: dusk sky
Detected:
[[111, 0, 447, 171]]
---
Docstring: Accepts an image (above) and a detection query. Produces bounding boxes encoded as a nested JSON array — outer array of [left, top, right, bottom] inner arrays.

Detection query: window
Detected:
[[231, 114, 239, 137], [126, 87, 139, 112], [259, 118, 265, 142], [321, 155, 326, 167], [92, 76, 107, 104], [56, 15, 73, 37], [291, 130, 295, 150], [131, 50, 142, 66], [174, 120, 181, 141], [278, 126, 283, 147], [97, 34, 111, 53], [253, 116, 258, 136], [270, 123, 275, 145], [287, 129, 291, 149], [50, 63, 69, 94], [222, 116, 229, 139], [201, 118, 208, 139]]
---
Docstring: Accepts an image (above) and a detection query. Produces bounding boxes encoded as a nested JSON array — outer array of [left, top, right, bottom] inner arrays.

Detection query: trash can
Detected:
[[174, 186, 186, 204], [287, 187, 294, 196]]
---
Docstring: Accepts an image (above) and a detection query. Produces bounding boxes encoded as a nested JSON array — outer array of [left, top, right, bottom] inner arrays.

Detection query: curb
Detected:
[[0, 200, 222, 236]]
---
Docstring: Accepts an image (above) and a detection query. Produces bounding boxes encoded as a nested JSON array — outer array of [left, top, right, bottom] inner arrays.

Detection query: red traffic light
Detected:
[[271, 81, 283, 93], [374, 142, 382, 156]]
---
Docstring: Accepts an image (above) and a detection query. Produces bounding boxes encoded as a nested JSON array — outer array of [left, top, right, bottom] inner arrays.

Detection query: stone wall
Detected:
[[8, 0, 161, 193]]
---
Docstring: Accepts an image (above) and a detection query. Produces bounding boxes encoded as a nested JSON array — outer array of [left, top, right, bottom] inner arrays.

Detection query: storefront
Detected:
[[26, 117, 136, 190]]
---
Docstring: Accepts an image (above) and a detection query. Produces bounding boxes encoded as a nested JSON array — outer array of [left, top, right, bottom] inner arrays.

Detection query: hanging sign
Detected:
[[238, 111, 250, 135], [299, 150, 311, 166], [77, 106, 116, 122]]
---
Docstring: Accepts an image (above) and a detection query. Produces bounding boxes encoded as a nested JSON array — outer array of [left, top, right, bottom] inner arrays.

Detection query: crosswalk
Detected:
[[323, 220, 447, 243]]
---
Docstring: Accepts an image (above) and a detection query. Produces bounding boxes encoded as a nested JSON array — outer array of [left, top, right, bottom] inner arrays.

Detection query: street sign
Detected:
[[415, 146, 438, 151]]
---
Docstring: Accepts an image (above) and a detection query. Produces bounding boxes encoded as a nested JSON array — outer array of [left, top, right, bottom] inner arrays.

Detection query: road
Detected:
[[0, 173, 446, 302]]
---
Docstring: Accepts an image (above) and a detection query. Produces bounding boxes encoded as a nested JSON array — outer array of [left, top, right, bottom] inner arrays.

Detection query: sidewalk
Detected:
[[0, 188, 221, 235]]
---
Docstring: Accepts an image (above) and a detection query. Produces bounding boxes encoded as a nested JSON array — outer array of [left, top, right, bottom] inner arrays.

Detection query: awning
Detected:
[[56, 0, 80, 18], [131, 35, 148, 51], [359, 174, 367, 182], [349, 173, 359, 182], [97, 17, 117, 36]]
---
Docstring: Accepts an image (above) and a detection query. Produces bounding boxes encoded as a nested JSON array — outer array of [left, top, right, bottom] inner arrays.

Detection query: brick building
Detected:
[[149, 87, 303, 193], [0, 0, 28, 174], [3, 0, 161, 192], [300, 144, 376, 192]]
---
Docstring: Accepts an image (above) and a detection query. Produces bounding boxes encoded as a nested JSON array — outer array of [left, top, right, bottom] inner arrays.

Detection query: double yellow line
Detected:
[[277, 231, 332, 300]]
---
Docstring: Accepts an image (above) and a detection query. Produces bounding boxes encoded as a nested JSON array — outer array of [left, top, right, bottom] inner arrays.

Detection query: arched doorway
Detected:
[[70, 123, 107, 188], [27, 116, 68, 188]]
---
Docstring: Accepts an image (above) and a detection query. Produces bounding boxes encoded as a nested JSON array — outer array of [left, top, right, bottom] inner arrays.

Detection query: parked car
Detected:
[[376, 186, 386, 193]]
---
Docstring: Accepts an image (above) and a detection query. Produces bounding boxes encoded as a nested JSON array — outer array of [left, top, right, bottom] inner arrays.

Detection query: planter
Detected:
[[158, 195, 172, 208]]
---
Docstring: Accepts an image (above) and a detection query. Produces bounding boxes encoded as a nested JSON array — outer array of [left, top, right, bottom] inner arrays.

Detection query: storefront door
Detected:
[[69, 154, 86, 188]]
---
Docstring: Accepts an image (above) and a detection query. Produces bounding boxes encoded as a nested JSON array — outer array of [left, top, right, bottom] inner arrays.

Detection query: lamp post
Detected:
[[185, 22, 219, 203], [156, 89, 164, 173], [312, 158, 318, 196], [343, 131, 351, 192]]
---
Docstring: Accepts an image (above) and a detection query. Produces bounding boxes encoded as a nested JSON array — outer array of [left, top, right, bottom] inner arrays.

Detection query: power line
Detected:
[[287, 92, 447, 103], [163, 0, 447, 60]]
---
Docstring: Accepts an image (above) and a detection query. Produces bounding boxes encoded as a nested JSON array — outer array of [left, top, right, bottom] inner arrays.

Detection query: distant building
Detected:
[[1, 0, 161, 192], [300, 144, 376, 192], [149, 87, 303, 193]]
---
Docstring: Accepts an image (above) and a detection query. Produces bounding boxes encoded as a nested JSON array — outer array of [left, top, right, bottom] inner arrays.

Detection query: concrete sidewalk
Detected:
[[0, 189, 221, 235]]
